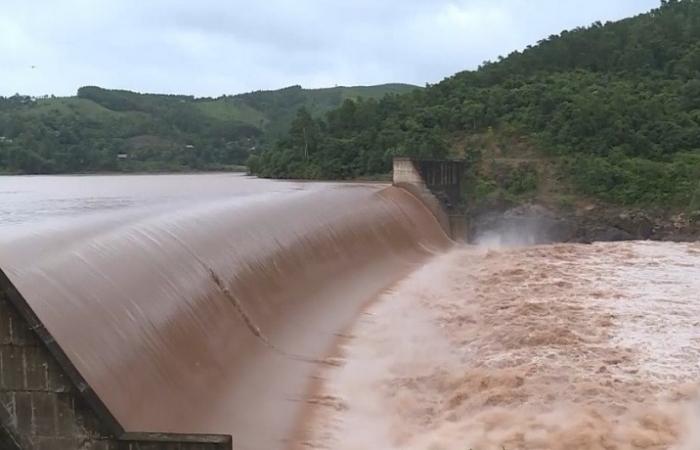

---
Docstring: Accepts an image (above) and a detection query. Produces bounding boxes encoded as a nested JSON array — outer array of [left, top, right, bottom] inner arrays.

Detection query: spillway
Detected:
[[0, 176, 451, 450]]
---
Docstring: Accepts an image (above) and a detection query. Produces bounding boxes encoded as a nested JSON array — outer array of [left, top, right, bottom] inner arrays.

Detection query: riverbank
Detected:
[[0, 165, 249, 177]]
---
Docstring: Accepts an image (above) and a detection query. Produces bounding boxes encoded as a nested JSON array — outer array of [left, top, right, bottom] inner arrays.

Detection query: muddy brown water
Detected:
[[0, 174, 451, 450], [302, 241, 700, 450]]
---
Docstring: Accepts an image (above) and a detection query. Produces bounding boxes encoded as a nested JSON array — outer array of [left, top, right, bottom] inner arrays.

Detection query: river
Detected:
[[0, 174, 698, 450], [0, 173, 335, 228], [300, 241, 700, 450]]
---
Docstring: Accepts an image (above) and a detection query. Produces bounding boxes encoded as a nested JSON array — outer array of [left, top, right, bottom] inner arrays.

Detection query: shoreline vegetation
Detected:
[[0, 84, 417, 177], [1, 1, 699, 237], [247, 0, 700, 218], [0, 169, 392, 182], [0, 165, 249, 176]]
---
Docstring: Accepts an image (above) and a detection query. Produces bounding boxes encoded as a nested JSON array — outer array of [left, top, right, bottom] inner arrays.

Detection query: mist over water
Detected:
[[300, 240, 700, 450], [470, 209, 575, 248], [473, 228, 539, 249]]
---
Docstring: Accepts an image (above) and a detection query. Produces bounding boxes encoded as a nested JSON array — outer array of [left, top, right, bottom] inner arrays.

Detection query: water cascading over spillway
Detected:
[[0, 183, 452, 450]]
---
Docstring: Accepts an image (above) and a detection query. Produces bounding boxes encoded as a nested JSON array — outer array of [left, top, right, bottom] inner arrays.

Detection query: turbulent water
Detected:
[[300, 240, 700, 450]]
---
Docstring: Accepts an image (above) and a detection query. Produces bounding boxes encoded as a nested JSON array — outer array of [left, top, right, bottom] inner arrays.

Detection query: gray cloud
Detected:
[[0, 0, 660, 97]]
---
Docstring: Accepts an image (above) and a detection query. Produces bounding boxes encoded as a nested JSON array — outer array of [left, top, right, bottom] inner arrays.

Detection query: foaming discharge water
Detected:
[[302, 241, 700, 450], [0, 182, 451, 450], [473, 228, 538, 248], [472, 219, 550, 249]]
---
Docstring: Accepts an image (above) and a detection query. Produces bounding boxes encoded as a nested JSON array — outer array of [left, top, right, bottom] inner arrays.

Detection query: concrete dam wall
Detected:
[[392, 157, 468, 241], [0, 182, 452, 450]]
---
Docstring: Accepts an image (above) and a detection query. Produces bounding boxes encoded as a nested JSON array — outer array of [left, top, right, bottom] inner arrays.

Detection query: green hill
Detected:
[[251, 0, 700, 214], [0, 83, 419, 174]]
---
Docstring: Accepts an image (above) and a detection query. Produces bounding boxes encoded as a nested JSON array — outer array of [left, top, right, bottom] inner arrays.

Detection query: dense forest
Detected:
[[251, 0, 700, 209], [0, 84, 416, 174]]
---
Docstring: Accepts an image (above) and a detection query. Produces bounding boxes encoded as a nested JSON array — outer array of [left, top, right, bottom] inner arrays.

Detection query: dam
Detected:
[[0, 169, 455, 450], [1, 168, 700, 450]]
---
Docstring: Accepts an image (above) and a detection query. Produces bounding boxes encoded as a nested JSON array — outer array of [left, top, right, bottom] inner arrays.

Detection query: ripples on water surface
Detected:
[[0, 173, 333, 228]]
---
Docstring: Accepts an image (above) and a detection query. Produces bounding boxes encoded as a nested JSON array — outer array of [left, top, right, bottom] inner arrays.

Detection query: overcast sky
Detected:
[[1, 0, 659, 98]]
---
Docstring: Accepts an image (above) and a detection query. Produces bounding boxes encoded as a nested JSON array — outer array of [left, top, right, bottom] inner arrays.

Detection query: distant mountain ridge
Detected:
[[0, 83, 420, 174]]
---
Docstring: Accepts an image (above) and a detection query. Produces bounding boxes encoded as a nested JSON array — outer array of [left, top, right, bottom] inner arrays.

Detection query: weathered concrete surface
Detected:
[[412, 159, 464, 212], [0, 269, 232, 450], [392, 157, 425, 186], [392, 157, 468, 241]]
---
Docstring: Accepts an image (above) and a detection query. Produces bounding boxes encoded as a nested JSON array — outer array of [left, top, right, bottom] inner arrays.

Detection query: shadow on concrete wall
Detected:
[[392, 157, 469, 242]]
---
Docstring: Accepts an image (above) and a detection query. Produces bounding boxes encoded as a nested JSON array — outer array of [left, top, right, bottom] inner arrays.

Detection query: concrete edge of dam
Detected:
[[0, 267, 233, 450], [392, 157, 468, 242]]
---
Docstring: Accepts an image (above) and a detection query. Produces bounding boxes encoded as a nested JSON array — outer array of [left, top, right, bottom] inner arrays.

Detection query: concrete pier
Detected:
[[392, 157, 468, 241]]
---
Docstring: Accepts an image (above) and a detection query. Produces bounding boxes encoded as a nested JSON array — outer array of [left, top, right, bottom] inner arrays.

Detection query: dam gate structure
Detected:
[[392, 157, 469, 241]]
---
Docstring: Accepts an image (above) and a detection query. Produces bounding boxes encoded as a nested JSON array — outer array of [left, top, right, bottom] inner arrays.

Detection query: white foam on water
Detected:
[[588, 241, 700, 385], [300, 241, 700, 450]]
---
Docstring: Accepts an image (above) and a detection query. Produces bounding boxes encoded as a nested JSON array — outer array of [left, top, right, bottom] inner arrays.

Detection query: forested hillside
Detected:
[[0, 83, 417, 174], [251, 0, 700, 210]]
